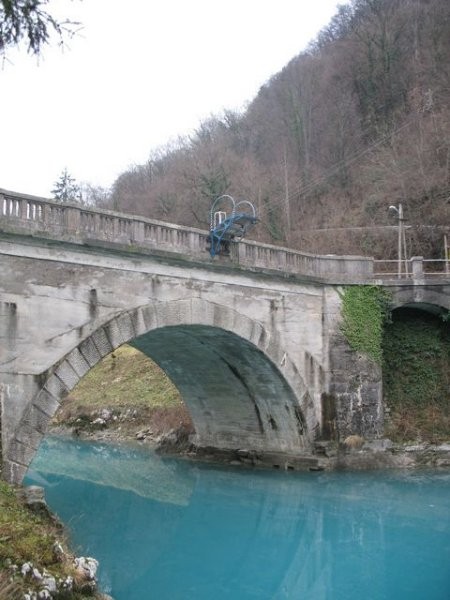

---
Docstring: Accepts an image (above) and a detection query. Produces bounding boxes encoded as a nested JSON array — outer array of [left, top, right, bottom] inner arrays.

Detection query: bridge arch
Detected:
[[5, 298, 315, 483], [387, 284, 450, 314]]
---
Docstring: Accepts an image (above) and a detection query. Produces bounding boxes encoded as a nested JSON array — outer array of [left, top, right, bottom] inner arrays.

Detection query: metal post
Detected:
[[389, 203, 408, 278], [445, 234, 449, 275], [398, 203, 403, 278], [283, 144, 291, 244], [401, 204, 409, 276]]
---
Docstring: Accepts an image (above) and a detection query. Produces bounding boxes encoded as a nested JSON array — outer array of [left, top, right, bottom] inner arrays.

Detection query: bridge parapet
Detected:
[[374, 257, 449, 284], [0, 188, 376, 282]]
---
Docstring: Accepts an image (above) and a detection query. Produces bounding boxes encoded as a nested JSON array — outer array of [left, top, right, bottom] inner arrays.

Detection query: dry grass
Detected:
[[343, 435, 365, 449], [0, 572, 21, 600], [52, 344, 194, 437], [54, 345, 184, 418], [144, 405, 194, 434], [387, 405, 450, 444]]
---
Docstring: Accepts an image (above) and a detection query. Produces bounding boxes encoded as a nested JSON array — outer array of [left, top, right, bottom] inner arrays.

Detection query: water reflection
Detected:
[[26, 437, 450, 600]]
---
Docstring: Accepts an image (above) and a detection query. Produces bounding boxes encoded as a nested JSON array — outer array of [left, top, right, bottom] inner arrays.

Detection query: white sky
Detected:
[[1, 0, 342, 197]]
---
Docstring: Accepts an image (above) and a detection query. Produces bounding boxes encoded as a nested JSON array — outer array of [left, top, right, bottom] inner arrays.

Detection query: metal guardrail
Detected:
[[374, 258, 449, 279]]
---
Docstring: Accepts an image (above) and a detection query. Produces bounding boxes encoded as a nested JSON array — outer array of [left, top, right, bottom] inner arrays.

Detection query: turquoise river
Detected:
[[25, 437, 450, 600]]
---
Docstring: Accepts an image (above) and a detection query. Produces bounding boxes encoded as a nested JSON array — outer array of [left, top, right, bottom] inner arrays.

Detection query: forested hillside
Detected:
[[102, 0, 450, 258]]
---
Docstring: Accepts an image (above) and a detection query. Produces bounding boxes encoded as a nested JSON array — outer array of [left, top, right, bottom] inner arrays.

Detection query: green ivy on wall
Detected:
[[383, 310, 450, 410], [340, 285, 391, 365], [382, 308, 450, 441]]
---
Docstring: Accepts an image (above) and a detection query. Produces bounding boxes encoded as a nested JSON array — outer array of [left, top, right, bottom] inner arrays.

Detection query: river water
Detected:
[[25, 437, 450, 600]]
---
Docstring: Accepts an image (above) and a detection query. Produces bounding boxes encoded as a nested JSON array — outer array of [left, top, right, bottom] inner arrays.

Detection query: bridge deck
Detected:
[[1, 188, 448, 285]]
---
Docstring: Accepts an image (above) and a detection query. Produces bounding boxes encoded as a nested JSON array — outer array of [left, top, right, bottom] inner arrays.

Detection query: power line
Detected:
[[263, 116, 418, 219]]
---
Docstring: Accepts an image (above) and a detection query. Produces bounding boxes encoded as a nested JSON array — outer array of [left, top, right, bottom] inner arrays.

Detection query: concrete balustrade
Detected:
[[1, 188, 375, 282]]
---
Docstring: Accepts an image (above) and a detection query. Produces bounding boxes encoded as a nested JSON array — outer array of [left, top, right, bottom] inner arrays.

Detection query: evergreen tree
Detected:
[[0, 0, 80, 57], [52, 168, 81, 203]]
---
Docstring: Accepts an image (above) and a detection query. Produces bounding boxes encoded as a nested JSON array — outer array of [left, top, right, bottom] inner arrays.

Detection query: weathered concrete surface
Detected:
[[0, 228, 448, 483], [0, 235, 332, 482]]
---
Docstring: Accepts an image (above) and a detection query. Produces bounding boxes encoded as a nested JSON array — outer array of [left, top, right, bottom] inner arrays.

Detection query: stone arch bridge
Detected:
[[1, 190, 449, 483]]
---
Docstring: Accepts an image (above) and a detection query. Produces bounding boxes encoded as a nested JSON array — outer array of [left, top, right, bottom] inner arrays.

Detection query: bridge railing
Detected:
[[232, 239, 373, 280], [374, 258, 449, 280], [0, 188, 382, 283], [1, 188, 209, 254]]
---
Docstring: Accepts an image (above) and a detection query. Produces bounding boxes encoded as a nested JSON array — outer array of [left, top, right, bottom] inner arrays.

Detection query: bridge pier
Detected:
[[329, 336, 383, 439]]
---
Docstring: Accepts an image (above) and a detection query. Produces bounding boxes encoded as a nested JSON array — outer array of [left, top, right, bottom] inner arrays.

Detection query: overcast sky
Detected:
[[1, 0, 342, 197]]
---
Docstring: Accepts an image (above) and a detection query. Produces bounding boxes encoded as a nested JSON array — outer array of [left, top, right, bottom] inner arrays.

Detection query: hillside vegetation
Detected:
[[94, 0, 449, 259]]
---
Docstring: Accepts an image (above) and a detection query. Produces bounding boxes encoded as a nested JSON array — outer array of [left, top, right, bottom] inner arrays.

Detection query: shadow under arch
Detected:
[[391, 301, 447, 316], [7, 298, 314, 482]]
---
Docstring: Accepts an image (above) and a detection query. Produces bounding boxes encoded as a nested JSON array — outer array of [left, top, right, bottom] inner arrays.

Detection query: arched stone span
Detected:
[[386, 284, 450, 314], [5, 298, 315, 483]]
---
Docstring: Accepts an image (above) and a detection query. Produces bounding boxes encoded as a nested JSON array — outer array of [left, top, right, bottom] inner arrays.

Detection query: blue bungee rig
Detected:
[[207, 195, 258, 257]]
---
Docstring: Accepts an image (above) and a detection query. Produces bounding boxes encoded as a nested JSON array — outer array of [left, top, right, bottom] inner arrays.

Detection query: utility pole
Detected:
[[401, 204, 408, 276], [389, 203, 407, 278], [283, 144, 291, 244], [445, 234, 449, 275]]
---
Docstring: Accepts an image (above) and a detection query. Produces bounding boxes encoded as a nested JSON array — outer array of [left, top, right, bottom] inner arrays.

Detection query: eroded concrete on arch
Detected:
[[130, 325, 308, 455]]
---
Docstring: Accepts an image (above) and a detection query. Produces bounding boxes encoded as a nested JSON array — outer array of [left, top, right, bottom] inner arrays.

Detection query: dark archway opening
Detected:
[[382, 306, 450, 442]]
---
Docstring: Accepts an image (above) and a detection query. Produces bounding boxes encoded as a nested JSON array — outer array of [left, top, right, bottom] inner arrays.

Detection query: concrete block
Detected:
[[14, 424, 44, 450], [116, 312, 136, 343], [232, 313, 253, 341], [104, 318, 126, 349], [161, 300, 191, 327], [265, 336, 282, 366], [79, 337, 102, 367], [141, 304, 158, 331], [249, 321, 265, 347], [54, 361, 80, 391], [66, 347, 90, 378], [212, 303, 233, 331], [21, 404, 51, 434], [129, 307, 148, 338], [44, 373, 69, 400], [7, 439, 36, 466], [91, 327, 113, 357], [191, 298, 214, 325], [34, 389, 60, 418]]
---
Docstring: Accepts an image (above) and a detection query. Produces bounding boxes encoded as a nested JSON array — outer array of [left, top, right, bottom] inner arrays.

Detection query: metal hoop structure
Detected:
[[208, 195, 258, 257]]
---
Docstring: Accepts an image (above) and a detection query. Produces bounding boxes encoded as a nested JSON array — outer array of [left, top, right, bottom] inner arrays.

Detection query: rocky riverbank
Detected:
[[178, 437, 450, 472], [50, 402, 194, 455], [0, 481, 112, 600], [50, 406, 450, 474]]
